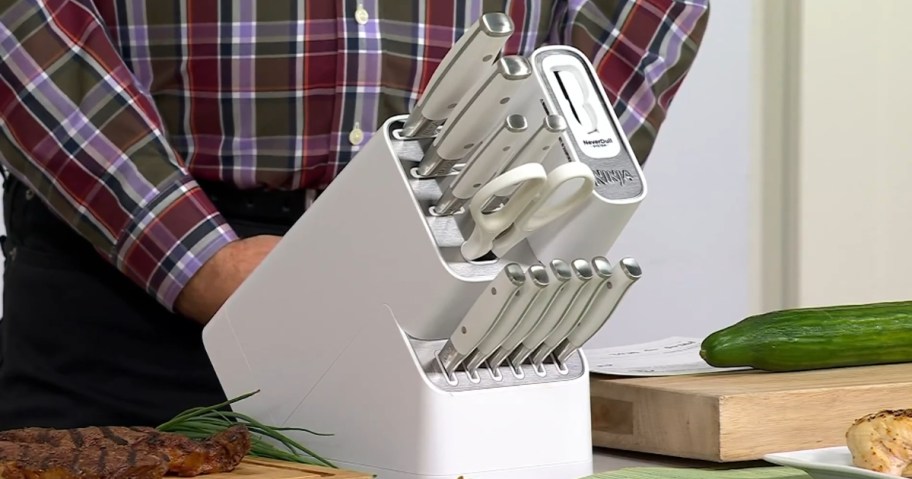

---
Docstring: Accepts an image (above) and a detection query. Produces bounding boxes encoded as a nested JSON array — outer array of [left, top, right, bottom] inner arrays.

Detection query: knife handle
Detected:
[[434, 114, 528, 216], [400, 13, 514, 139], [511, 258, 592, 365], [416, 55, 533, 177], [554, 258, 641, 363], [488, 260, 569, 369], [531, 257, 612, 365], [462, 264, 549, 373], [438, 263, 525, 374]]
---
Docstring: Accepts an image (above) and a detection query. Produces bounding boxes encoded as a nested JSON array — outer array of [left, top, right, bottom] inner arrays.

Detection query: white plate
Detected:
[[764, 446, 902, 479]]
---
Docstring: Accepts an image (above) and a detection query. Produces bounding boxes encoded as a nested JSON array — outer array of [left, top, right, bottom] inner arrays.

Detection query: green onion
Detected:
[[156, 390, 336, 469]]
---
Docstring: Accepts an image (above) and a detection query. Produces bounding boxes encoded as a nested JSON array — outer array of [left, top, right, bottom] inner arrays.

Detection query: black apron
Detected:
[[0, 174, 307, 430]]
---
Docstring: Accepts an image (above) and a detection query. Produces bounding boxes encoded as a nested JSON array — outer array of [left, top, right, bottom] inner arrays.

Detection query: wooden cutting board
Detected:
[[204, 457, 372, 479], [589, 362, 912, 463]]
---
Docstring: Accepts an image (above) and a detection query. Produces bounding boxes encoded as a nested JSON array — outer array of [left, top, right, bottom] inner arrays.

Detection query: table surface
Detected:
[[593, 447, 770, 473]]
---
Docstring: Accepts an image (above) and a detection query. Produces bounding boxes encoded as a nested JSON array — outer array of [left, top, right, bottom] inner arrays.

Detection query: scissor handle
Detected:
[[460, 162, 547, 261], [490, 162, 595, 257]]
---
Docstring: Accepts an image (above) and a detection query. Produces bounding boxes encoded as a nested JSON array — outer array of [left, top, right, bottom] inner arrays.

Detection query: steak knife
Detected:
[[509, 258, 592, 366], [530, 256, 612, 366], [415, 55, 533, 178], [487, 259, 571, 369], [552, 258, 642, 363], [400, 13, 514, 139], [461, 263, 550, 375], [434, 113, 529, 216], [437, 263, 526, 375]]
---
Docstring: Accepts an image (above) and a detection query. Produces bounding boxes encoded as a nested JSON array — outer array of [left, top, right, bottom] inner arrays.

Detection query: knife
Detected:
[[461, 263, 550, 376], [508, 258, 592, 366], [552, 258, 642, 363], [481, 114, 567, 213], [487, 259, 571, 369], [437, 263, 526, 375], [415, 55, 533, 178], [399, 13, 514, 139], [530, 256, 612, 366], [433, 114, 529, 216]]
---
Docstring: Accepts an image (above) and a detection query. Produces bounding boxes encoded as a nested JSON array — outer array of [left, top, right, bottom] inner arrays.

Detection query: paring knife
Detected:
[[437, 263, 526, 375], [415, 55, 533, 178], [487, 259, 571, 369], [461, 263, 550, 375], [434, 114, 529, 216], [553, 257, 642, 363], [481, 114, 567, 213], [530, 256, 613, 366], [400, 13, 514, 139], [509, 258, 593, 366]]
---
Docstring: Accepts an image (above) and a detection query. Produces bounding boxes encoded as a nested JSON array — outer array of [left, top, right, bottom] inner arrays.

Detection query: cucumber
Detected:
[[699, 300, 912, 372]]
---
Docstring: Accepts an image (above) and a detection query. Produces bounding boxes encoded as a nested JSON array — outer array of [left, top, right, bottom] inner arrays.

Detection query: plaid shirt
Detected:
[[0, 0, 709, 311]]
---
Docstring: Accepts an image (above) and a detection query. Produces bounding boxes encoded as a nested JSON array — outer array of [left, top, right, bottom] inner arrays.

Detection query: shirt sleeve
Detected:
[[550, 0, 711, 164], [0, 0, 238, 311]]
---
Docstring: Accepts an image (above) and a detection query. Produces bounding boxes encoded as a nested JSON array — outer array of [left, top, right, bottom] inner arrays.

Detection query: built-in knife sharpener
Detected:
[[202, 114, 595, 479], [514, 45, 648, 261]]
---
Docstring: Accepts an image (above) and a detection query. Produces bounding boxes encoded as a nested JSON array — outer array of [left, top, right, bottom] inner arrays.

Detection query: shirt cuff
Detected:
[[113, 174, 239, 311]]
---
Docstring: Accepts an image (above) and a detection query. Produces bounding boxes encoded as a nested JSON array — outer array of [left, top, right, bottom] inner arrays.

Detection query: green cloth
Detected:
[[582, 466, 810, 479]]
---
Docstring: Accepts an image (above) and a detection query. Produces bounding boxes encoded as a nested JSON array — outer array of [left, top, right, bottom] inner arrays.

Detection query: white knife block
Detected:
[[202, 115, 601, 479]]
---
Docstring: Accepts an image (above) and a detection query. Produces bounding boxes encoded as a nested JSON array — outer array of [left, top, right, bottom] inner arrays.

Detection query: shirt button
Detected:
[[354, 5, 369, 25], [349, 124, 364, 145]]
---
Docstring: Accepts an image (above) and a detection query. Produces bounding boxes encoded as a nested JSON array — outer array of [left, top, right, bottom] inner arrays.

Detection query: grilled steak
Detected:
[[0, 440, 168, 479], [0, 425, 250, 478]]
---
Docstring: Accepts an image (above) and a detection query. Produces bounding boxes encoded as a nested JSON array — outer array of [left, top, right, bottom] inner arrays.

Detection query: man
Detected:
[[0, 0, 710, 430]]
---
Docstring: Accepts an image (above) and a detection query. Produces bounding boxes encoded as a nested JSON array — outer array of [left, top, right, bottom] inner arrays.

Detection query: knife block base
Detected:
[[203, 115, 595, 479]]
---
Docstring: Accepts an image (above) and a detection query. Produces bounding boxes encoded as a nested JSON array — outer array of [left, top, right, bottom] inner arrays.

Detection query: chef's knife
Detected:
[[530, 256, 612, 366], [481, 114, 567, 213], [552, 257, 641, 363], [509, 258, 592, 366], [400, 13, 514, 139], [487, 259, 571, 369], [461, 263, 549, 375], [415, 55, 533, 178], [437, 263, 526, 375], [434, 114, 529, 216]]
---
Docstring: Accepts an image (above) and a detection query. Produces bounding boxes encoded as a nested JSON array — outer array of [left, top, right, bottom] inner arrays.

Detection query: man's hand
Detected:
[[175, 235, 282, 324]]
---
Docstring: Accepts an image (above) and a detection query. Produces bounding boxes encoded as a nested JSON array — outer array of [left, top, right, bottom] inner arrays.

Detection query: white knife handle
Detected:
[[488, 260, 568, 368], [462, 264, 549, 373], [434, 114, 529, 216], [438, 263, 525, 374], [510, 258, 592, 365], [499, 115, 567, 175], [554, 258, 642, 363], [416, 55, 533, 177], [530, 257, 612, 365], [400, 13, 514, 138]]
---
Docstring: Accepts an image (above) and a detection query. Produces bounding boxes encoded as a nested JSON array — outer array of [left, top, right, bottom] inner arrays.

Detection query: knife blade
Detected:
[[415, 55, 533, 178], [508, 258, 592, 366], [399, 13, 514, 139], [433, 113, 529, 216], [529, 256, 612, 366], [487, 259, 571, 369], [552, 257, 642, 363], [437, 263, 526, 375], [481, 114, 567, 213], [461, 263, 550, 376]]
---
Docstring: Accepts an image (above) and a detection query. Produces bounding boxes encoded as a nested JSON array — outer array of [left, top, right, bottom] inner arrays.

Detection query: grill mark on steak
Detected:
[[0, 425, 251, 477], [0, 440, 168, 479]]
